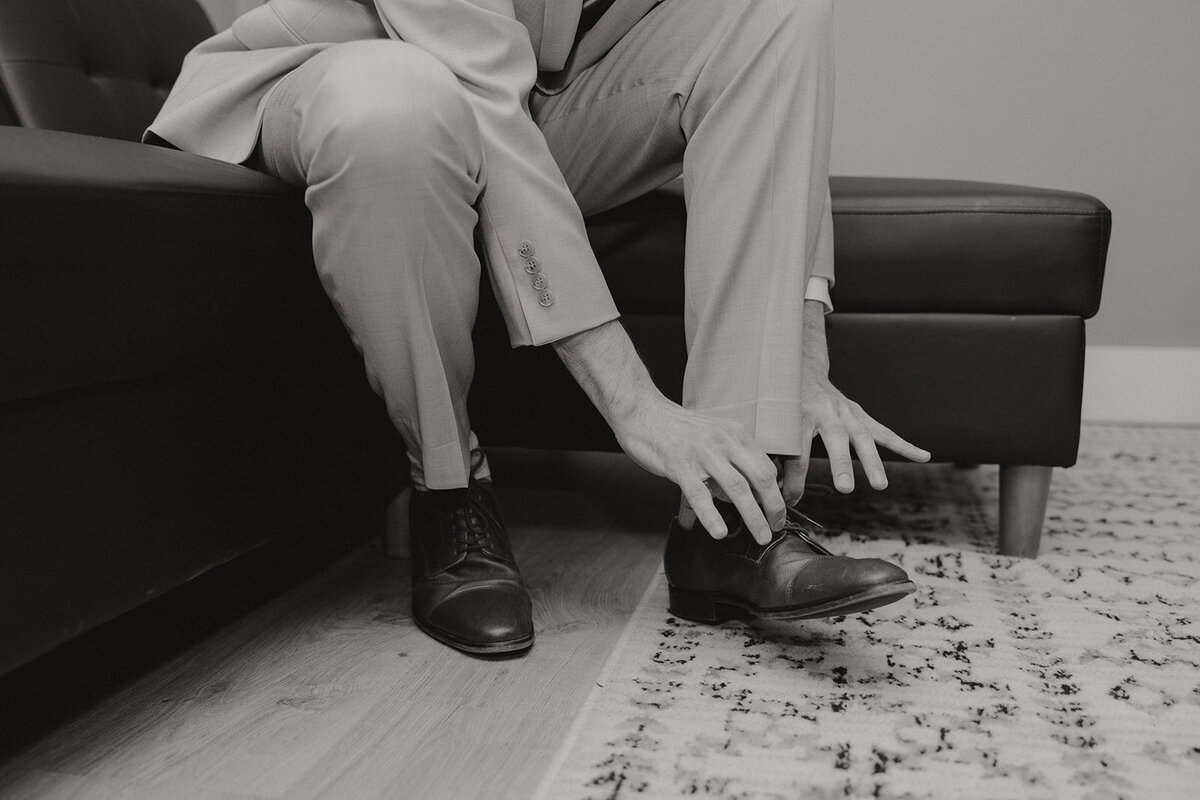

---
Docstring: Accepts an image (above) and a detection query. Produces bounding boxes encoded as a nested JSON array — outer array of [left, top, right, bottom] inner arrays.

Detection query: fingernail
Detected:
[[711, 525, 728, 539], [836, 474, 853, 491], [873, 475, 888, 489]]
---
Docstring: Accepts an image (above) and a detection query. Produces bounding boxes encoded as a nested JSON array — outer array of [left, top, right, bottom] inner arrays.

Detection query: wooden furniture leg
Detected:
[[998, 465, 1053, 557]]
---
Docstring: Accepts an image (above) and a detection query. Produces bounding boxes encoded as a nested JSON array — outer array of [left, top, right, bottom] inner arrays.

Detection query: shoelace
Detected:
[[782, 506, 834, 556], [450, 502, 494, 554], [450, 448, 501, 556]]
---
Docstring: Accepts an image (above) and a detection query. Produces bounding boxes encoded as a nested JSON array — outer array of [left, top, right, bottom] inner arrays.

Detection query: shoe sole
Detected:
[[414, 617, 534, 656], [667, 580, 918, 624]]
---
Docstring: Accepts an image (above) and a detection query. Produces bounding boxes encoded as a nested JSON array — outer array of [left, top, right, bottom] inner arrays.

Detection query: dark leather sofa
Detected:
[[0, 0, 1110, 678]]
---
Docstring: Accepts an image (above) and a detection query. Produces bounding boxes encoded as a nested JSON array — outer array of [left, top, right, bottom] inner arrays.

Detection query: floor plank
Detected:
[[0, 450, 677, 799]]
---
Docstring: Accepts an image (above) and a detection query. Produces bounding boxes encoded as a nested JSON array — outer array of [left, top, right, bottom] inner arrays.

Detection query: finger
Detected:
[[822, 427, 856, 493], [708, 463, 772, 544], [851, 428, 889, 490], [680, 478, 728, 539], [732, 449, 787, 530], [781, 457, 805, 507], [870, 420, 932, 463], [781, 427, 814, 505]]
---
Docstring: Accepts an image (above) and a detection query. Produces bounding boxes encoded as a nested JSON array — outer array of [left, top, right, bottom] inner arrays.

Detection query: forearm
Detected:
[[553, 319, 785, 541], [801, 298, 830, 376], [560, 301, 831, 428], [552, 319, 665, 430]]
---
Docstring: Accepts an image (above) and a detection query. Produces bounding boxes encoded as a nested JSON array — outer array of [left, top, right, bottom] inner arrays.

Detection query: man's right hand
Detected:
[[615, 394, 787, 544], [552, 320, 786, 545]]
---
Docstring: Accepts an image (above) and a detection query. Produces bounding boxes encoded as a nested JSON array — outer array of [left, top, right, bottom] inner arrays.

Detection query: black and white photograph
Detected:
[[1, 0, 1197, 796]]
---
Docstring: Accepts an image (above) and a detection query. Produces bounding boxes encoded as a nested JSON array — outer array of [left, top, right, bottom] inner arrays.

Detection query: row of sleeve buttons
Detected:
[[518, 241, 554, 307]]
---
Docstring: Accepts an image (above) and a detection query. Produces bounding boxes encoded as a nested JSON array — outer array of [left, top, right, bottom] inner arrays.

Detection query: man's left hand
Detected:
[[780, 300, 931, 505]]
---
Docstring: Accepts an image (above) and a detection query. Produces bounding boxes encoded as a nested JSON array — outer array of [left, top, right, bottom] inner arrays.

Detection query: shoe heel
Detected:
[[667, 587, 742, 623]]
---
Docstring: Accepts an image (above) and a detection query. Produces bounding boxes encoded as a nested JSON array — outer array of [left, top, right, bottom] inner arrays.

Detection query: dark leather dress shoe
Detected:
[[663, 503, 916, 623], [409, 478, 533, 655]]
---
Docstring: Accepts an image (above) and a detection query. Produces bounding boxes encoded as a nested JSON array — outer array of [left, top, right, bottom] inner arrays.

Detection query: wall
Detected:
[[830, 0, 1200, 423], [193, 0, 1200, 422], [832, 0, 1199, 347]]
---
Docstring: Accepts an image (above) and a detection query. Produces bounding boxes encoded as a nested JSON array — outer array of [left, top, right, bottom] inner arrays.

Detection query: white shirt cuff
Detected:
[[805, 277, 833, 313]]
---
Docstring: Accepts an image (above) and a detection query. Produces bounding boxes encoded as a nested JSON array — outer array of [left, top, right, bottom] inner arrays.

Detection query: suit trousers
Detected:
[[254, 0, 834, 489]]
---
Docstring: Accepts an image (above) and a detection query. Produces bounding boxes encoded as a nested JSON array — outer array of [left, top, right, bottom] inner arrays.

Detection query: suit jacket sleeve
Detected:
[[372, 0, 619, 347]]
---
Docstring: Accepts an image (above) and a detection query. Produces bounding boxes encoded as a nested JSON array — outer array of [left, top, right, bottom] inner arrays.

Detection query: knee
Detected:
[[775, 0, 832, 25], [306, 41, 481, 170], [712, 0, 831, 82], [753, 0, 832, 53]]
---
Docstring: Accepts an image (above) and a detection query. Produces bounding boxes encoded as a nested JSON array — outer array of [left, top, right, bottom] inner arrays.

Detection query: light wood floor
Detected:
[[0, 450, 677, 800]]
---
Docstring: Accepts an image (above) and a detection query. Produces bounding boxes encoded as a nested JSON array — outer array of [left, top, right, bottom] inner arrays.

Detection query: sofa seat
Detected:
[[584, 177, 1107, 317], [470, 178, 1109, 472], [1, 127, 317, 406]]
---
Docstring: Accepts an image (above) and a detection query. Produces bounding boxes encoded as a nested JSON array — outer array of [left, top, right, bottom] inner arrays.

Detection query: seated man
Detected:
[[147, 0, 930, 655]]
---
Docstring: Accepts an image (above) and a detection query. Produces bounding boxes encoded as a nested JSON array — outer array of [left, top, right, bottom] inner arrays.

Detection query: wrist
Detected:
[[552, 319, 665, 429], [801, 299, 830, 375]]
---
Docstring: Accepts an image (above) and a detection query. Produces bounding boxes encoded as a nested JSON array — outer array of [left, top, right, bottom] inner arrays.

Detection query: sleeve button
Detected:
[[523, 258, 540, 274], [530, 273, 548, 291], [538, 290, 555, 307], [517, 241, 535, 258]]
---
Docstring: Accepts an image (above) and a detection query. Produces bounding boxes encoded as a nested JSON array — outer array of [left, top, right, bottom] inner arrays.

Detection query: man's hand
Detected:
[[779, 301, 931, 504], [553, 320, 786, 544], [615, 395, 786, 544]]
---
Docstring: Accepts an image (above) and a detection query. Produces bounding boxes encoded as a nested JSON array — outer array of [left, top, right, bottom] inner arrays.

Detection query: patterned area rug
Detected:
[[536, 425, 1200, 799]]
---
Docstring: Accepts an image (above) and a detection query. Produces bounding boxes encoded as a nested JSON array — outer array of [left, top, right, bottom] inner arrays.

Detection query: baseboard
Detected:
[[1082, 345, 1200, 425]]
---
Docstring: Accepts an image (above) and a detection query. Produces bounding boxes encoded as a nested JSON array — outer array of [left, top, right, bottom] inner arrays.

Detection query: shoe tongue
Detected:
[[711, 499, 749, 536], [421, 487, 471, 510]]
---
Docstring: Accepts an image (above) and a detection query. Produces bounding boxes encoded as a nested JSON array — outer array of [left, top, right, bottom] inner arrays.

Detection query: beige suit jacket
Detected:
[[149, 0, 659, 346]]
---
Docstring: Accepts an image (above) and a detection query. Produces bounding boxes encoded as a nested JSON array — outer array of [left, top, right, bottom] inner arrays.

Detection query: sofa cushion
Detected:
[[586, 177, 1110, 318], [0, 0, 212, 141]]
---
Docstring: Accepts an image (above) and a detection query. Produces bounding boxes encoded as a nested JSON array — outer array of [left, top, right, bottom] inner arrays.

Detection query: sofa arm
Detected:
[[0, 126, 316, 405]]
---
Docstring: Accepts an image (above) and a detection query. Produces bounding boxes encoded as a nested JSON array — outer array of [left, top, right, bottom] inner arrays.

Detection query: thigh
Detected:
[[255, 40, 478, 188], [531, 0, 752, 215]]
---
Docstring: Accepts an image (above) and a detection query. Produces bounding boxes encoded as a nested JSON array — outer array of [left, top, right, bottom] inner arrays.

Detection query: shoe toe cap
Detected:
[[854, 557, 911, 587], [788, 556, 911, 603], [427, 583, 533, 645]]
